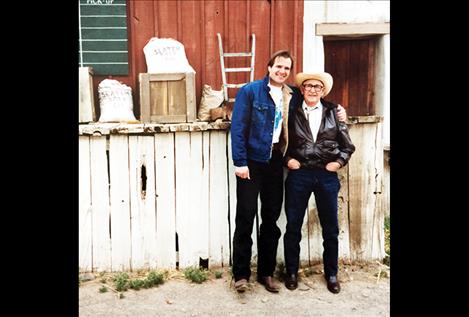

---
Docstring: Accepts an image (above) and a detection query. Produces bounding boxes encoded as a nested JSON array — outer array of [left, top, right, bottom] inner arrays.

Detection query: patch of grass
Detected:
[[183, 266, 208, 283], [113, 273, 130, 292], [105, 270, 166, 295], [384, 216, 390, 266], [384, 216, 390, 254], [99, 286, 108, 293], [144, 271, 165, 288], [129, 279, 145, 290], [214, 271, 223, 279]]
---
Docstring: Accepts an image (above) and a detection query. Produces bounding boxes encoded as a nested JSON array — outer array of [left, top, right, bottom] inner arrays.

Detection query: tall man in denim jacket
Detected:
[[230, 50, 347, 293]]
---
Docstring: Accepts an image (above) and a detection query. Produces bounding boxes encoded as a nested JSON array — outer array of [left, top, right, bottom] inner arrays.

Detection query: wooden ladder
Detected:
[[217, 33, 256, 104]]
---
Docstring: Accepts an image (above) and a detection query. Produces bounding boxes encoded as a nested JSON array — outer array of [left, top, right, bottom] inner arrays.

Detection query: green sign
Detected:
[[78, 0, 128, 75]]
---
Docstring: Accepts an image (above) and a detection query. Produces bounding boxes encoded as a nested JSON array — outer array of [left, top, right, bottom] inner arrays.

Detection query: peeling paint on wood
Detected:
[[79, 121, 231, 135]]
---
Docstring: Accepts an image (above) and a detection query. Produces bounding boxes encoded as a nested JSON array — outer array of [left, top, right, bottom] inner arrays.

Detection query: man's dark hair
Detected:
[[267, 50, 294, 70]]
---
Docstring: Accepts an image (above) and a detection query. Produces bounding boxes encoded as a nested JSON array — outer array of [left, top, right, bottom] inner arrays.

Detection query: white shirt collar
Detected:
[[303, 100, 322, 112]]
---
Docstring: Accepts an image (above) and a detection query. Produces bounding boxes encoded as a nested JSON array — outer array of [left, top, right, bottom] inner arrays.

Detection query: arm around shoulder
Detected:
[[336, 121, 355, 167]]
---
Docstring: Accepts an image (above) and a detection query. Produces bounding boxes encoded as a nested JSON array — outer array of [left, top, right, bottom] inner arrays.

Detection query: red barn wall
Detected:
[[91, 0, 303, 119]]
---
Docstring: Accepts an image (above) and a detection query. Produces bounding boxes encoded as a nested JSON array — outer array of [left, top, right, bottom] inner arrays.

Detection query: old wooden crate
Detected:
[[139, 72, 196, 123], [79, 67, 96, 123]]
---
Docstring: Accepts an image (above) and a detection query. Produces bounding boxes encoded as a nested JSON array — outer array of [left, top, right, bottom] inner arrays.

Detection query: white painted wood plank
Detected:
[[175, 132, 204, 268], [199, 132, 210, 262], [208, 131, 230, 267], [154, 133, 177, 269], [337, 166, 351, 262], [299, 206, 310, 268], [188, 132, 206, 266], [109, 135, 132, 271], [371, 123, 385, 259], [190, 132, 208, 265], [128, 136, 158, 270], [348, 123, 385, 261], [252, 198, 261, 266], [276, 169, 288, 268], [348, 124, 368, 260], [90, 136, 111, 272], [316, 22, 390, 36], [227, 131, 237, 266], [79, 136, 92, 272], [79, 67, 95, 123], [175, 133, 191, 268]]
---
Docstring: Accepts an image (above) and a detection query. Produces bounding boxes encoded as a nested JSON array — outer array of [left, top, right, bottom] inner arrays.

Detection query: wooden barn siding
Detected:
[[79, 120, 384, 272], [90, 0, 303, 119]]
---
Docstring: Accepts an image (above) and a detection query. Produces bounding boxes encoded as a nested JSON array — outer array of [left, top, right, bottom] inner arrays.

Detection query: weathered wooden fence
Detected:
[[79, 117, 385, 272]]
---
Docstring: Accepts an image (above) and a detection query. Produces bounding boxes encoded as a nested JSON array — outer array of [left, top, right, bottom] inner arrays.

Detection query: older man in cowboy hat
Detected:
[[283, 72, 355, 294]]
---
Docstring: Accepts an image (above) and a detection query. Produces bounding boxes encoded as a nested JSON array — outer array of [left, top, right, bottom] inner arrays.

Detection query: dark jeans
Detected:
[[284, 168, 340, 278], [232, 150, 283, 281]]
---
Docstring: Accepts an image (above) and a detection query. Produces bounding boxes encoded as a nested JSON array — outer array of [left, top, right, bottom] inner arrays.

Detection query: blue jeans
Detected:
[[284, 168, 340, 278]]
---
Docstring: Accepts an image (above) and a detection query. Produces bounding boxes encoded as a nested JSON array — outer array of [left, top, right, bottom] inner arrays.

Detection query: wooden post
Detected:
[[79, 67, 96, 123], [347, 117, 385, 261]]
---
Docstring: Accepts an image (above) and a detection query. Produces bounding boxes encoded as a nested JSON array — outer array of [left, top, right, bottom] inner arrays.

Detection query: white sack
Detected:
[[98, 79, 137, 122], [143, 37, 195, 74]]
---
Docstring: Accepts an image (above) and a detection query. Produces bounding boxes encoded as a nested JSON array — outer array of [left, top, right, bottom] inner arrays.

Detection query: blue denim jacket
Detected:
[[231, 76, 294, 166]]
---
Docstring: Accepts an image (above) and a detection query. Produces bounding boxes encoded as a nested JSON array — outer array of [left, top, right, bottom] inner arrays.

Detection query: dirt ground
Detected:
[[79, 262, 389, 317]]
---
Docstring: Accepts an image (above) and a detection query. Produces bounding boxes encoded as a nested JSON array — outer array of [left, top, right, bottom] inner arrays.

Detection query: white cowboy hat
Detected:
[[295, 72, 333, 97]]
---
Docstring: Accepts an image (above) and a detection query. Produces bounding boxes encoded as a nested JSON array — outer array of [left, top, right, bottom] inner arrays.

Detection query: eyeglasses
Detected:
[[302, 84, 324, 92]]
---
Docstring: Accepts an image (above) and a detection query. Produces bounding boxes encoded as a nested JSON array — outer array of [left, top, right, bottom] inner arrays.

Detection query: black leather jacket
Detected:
[[286, 99, 355, 169]]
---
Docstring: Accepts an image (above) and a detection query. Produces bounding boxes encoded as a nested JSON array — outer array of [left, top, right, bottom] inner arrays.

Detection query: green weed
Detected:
[[105, 270, 166, 295], [113, 273, 130, 292], [384, 216, 390, 266], [183, 267, 208, 283], [144, 271, 165, 287], [129, 279, 145, 290]]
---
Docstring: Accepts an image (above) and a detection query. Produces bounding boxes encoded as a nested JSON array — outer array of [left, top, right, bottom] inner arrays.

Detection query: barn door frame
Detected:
[[317, 22, 389, 147]]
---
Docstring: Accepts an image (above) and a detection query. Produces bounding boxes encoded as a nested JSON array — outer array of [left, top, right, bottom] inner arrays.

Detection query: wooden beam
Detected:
[[347, 115, 383, 124], [79, 121, 231, 135], [316, 23, 390, 36]]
